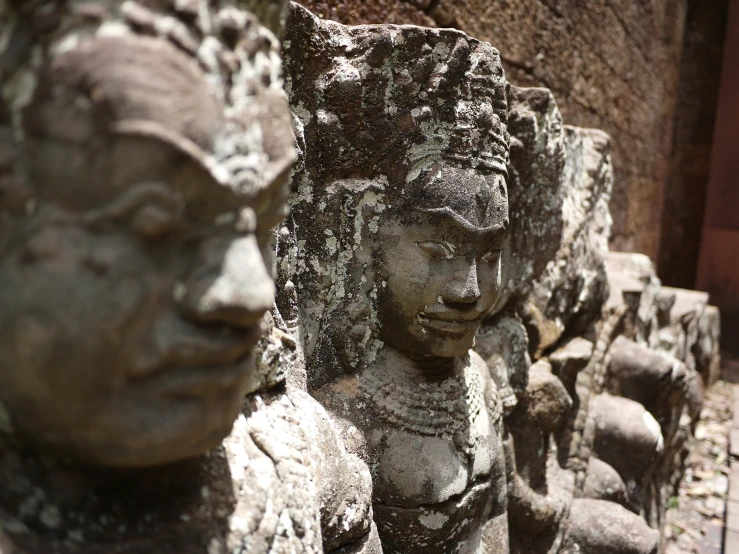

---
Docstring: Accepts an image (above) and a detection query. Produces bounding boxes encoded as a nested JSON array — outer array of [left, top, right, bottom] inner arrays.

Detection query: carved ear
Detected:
[[0, 176, 33, 213]]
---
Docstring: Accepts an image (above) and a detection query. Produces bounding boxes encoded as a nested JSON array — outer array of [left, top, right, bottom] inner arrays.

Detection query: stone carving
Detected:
[[283, 4, 510, 552], [0, 2, 378, 552], [475, 89, 662, 554], [603, 252, 721, 532], [0, 2, 721, 553], [526, 126, 613, 356], [280, 5, 719, 553], [475, 109, 719, 552]]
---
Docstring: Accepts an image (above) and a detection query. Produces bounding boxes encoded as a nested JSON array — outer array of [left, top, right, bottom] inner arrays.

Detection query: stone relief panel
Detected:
[[281, 6, 719, 552], [476, 85, 662, 554]]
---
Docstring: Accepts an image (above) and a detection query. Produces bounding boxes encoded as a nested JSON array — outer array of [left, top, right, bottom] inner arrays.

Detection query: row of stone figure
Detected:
[[0, 1, 720, 554]]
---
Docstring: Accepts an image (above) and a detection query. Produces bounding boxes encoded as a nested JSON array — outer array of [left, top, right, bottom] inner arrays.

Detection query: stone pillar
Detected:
[[696, 0, 739, 352]]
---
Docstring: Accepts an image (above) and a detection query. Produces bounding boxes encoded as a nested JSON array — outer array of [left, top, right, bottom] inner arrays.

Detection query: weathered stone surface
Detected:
[[480, 85, 611, 358], [581, 457, 629, 507], [606, 336, 689, 429], [606, 252, 722, 392], [0, 2, 722, 553], [494, 85, 565, 314], [549, 337, 594, 395], [0, 0, 296, 470], [0, 378, 377, 554], [468, 63, 673, 553], [661, 286, 722, 386], [308, 0, 436, 26], [283, 4, 510, 552], [606, 252, 663, 346], [565, 247, 723, 536], [525, 126, 612, 354], [589, 394, 664, 498], [475, 312, 532, 414], [504, 360, 573, 554], [562, 498, 660, 554]]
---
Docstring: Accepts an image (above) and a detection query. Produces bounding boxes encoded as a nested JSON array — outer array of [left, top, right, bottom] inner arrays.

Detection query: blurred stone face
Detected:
[[0, 34, 294, 467], [376, 165, 508, 359]]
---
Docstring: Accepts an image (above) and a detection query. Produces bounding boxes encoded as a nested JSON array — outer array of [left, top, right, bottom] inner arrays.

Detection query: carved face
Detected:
[[376, 166, 508, 358], [0, 36, 293, 467], [0, 187, 279, 467]]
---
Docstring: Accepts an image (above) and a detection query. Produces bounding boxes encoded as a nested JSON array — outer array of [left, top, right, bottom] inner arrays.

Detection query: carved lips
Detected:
[[129, 320, 263, 397], [418, 309, 484, 335]]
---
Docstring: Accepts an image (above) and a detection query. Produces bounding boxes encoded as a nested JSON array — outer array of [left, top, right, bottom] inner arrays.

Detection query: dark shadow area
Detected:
[[658, 0, 730, 290]]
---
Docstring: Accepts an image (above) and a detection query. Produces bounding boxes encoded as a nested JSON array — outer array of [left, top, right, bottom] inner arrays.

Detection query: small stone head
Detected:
[[377, 162, 508, 358], [374, 51, 510, 359], [0, 9, 295, 467]]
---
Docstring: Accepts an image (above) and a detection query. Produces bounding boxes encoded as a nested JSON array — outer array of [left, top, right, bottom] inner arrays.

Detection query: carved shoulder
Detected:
[[312, 376, 371, 460], [290, 390, 376, 552], [470, 350, 503, 425]]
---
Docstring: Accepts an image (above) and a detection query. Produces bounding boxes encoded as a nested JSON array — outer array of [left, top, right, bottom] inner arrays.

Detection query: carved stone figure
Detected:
[[472, 87, 662, 554], [603, 252, 720, 531], [0, 2, 378, 552], [313, 172, 509, 554], [283, 5, 510, 552]]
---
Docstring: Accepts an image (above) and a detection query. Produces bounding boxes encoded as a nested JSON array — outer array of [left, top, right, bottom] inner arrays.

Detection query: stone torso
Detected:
[[317, 351, 507, 554], [0, 387, 376, 554]]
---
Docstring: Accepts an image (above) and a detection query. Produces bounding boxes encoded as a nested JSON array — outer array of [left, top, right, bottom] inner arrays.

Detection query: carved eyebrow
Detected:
[[79, 181, 183, 226], [111, 120, 245, 217], [413, 206, 507, 236], [482, 229, 506, 251]]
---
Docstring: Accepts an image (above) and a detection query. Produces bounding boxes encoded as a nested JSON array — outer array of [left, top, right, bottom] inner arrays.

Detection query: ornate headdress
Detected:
[[285, 3, 509, 193], [281, 5, 511, 388], [1, 0, 295, 218]]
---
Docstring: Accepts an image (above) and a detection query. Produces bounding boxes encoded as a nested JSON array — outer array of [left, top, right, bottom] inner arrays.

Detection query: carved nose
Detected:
[[178, 235, 275, 327], [441, 260, 481, 304]]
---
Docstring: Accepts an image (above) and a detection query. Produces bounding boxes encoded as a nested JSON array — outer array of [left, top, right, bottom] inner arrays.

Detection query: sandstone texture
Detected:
[[0, 1, 378, 552]]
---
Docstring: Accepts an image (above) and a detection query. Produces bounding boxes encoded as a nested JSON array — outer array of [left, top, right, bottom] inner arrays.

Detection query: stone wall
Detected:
[[297, 0, 689, 262]]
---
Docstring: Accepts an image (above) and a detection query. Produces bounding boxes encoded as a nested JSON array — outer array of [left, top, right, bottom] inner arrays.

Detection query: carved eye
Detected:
[[131, 205, 181, 239], [481, 250, 501, 264], [417, 241, 454, 260]]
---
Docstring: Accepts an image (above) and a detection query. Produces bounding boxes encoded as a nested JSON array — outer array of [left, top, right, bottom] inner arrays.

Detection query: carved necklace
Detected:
[[358, 354, 488, 438]]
